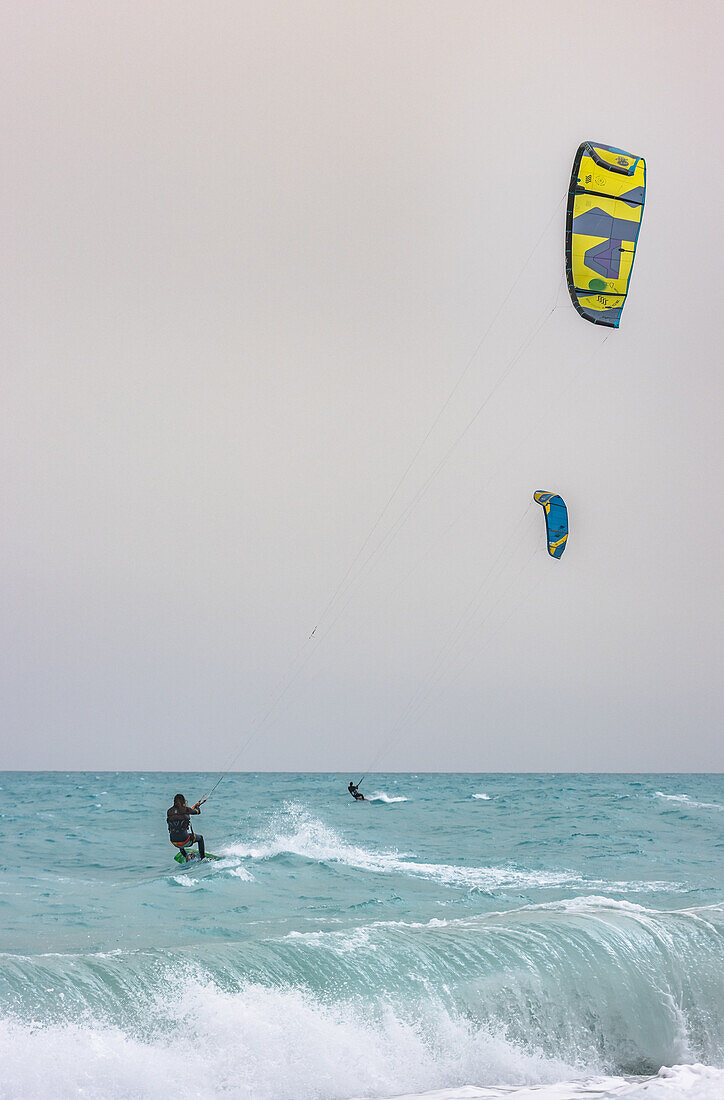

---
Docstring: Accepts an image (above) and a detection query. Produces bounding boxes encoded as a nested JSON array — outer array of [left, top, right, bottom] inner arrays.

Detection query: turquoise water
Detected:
[[1, 773, 723, 1098]]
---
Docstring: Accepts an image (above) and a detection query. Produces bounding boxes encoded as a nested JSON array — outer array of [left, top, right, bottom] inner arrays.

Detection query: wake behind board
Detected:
[[173, 851, 221, 864]]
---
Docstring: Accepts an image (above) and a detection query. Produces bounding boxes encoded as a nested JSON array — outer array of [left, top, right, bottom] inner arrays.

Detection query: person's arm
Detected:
[[188, 803, 201, 815]]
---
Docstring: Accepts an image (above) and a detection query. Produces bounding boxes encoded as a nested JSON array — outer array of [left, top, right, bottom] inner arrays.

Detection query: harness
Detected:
[[171, 832, 196, 849], [167, 812, 193, 844]]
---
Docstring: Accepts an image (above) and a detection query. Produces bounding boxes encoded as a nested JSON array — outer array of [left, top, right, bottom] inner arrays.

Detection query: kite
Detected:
[[534, 492, 568, 559], [565, 141, 646, 328]]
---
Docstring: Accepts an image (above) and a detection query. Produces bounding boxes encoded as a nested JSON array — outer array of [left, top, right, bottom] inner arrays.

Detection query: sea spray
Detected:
[[0, 982, 583, 1100]]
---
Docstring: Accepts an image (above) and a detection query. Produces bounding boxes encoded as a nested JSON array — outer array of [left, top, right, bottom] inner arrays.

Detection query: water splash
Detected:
[[366, 792, 409, 803], [654, 792, 723, 812], [224, 804, 579, 891]]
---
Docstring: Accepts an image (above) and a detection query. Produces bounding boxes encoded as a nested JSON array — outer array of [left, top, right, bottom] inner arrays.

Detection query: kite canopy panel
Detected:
[[565, 141, 646, 328], [534, 492, 568, 559]]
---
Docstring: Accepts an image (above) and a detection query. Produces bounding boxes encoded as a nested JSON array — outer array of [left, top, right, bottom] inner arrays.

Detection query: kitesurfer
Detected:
[[348, 781, 365, 801], [166, 793, 206, 861]]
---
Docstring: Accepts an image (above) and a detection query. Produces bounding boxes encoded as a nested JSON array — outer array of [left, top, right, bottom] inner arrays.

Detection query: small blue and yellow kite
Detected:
[[534, 492, 568, 559]]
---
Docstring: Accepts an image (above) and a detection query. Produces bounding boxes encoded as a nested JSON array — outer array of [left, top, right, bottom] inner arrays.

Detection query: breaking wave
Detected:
[[221, 805, 683, 897], [2, 896, 722, 1099], [223, 804, 579, 890]]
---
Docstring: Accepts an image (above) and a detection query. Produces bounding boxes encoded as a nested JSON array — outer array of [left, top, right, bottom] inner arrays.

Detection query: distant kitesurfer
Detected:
[[167, 793, 206, 861], [348, 781, 365, 801]]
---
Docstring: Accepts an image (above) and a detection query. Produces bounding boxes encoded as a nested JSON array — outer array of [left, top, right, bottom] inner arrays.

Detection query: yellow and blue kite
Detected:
[[534, 492, 568, 559], [565, 141, 646, 328]]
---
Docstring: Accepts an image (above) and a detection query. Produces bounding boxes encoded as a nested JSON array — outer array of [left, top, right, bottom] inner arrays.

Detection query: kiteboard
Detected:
[[173, 851, 221, 864]]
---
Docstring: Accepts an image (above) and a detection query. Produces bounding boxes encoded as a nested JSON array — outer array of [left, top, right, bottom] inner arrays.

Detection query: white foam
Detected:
[[355, 1065, 724, 1098], [0, 981, 580, 1100], [226, 865, 255, 881], [654, 793, 723, 812], [524, 896, 651, 914], [224, 805, 578, 892], [2, 990, 720, 1100], [367, 792, 409, 803], [473, 793, 491, 800], [628, 1064, 724, 1098]]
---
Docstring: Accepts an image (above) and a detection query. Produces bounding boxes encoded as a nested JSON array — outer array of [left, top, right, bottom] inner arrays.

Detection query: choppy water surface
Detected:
[[0, 773, 722, 1099]]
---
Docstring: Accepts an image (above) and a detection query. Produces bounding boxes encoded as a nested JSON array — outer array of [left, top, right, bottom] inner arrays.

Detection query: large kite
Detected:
[[534, 492, 568, 559], [565, 141, 646, 328]]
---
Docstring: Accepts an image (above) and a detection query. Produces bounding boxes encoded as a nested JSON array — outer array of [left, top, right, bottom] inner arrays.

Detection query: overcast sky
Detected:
[[2, 1, 722, 771]]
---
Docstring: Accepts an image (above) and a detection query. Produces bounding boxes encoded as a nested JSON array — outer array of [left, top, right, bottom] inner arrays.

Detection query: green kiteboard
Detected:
[[173, 851, 222, 864]]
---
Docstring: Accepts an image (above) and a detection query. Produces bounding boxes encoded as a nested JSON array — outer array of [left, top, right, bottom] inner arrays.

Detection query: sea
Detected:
[[0, 772, 722, 1100]]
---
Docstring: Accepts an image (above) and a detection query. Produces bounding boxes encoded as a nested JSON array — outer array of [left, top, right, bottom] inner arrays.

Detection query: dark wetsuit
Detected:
[[348, 783, 365, 801], [166, 803, 205, 860]]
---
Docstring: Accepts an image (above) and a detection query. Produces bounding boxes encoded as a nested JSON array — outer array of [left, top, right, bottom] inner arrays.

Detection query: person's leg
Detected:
[[178, 846, 189, 862], [196, 833, 205, 859]]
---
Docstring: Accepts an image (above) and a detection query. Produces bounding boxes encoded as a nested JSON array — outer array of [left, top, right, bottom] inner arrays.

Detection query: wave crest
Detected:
[[1, 900, 723, 1094], [223, 804, 578, 891]]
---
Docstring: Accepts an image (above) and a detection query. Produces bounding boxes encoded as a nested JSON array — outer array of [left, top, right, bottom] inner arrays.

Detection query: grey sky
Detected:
[[2, 1, 722, 770]]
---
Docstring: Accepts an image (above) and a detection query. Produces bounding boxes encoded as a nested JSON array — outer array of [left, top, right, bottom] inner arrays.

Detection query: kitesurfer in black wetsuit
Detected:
[[167, 793, 205, 860], [348, 781, 365, 801]]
